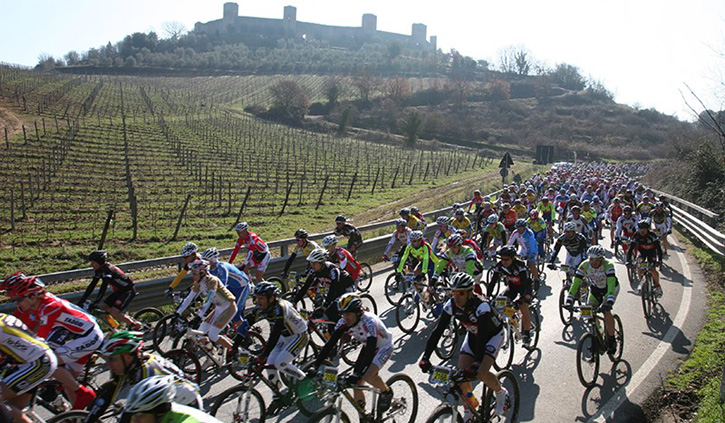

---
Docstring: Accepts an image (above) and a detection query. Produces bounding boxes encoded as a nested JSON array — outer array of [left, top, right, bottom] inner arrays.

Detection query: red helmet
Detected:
[[7, 276, 45, 298], [1, 272, 26, 291]]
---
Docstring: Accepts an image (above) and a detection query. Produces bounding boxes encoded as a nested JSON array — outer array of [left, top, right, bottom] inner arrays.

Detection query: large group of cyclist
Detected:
[[0, 160, 675, 423]]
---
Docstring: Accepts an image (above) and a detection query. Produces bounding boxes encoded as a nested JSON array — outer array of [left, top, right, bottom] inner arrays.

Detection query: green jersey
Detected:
[[160, 404, 224, 423]]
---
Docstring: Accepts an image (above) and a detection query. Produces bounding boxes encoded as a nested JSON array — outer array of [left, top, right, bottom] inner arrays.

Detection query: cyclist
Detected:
[[245, 282, 308, 415], [175, 260, 236, 351], [627, 220, 664, 297], [487, 246, 534, 347], [499, 203, 517, 234], [548, 222, 588, 280], [292, 249, 354, 323], [86, 332, 202, 423], [334, 215, 364, 255], [9, 276, 100, 409], [381, 219, 411, 262], [636, 196, 654, 220], [281, 229, 320, 279], [565, 245, 620, 354], [410, 206, 427, 228], [200, 247, 252, 338], [554, 189, 570, 221], [580, 201, 598, 245], [118, 375, 222, 423], [419, 273, 508, 418], [567, 206, 590, 241], [0, 313, 57, 423], [497, 186, 513, 207], [607, 197, 624, 248], [615, 206, 638, 255], [658, 195, 674, 235], [399, 208, 422, 230], [431, 216, 454, 252], [450, 209, 473, 233], [78, 250, 141, 330], [651, 203, 671, 255], [311, 294, 394, 415], [481, 215, 507, 256], [526, 211, 547, 265], [321, 235, 362, 284], [511, 199, 527, 219], [458, 229, 484, 262], [397, 230, 441, 310], [536, 197, 555, 238], [468, 190, 484, 215], [507, 219, 540, 283], [433, 234, 483, 284], [165, 242, 201, 297], [228, 222, 270, 283]]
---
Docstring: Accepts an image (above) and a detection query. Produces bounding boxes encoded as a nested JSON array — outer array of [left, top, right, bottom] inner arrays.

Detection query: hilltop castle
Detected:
[[194, 3, 437, 51]]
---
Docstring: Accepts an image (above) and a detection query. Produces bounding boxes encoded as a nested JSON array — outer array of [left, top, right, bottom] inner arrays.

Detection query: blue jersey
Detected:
[[210, 261, 250, 298]]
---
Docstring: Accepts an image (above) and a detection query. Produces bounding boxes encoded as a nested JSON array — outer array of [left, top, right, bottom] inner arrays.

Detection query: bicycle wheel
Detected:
[[424, 405, 462, 423], [481, 369, 520, 423], [228, 331, 267, 381], [486, 268, 501, 297], [296, 375, 336, 416], [133, 307, 164, 351], [266, 276, 288, 294], [395, 293, 420, 334], [493, 322, 514, 371], [163, 348, 202, 384], [153, 314, 187, 354], [640, 276, 652, 319], [526, 306, 541, 350], [357, 263, 373, 292], [306, 406, 351, 423], [384, 373, 419, 423], [558, 287, 573, 326], [339, 335, 361, 366], [609, 314, 624, 362], [385, 273, 405, 306], [360, 293, 378, 314], [576, 333, 600, 388], [48, 411, 90, 423], [210, 385, 265, 423], [434, 318, 460, 361]]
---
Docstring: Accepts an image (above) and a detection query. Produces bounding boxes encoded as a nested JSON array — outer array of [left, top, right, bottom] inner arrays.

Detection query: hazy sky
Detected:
[[2, 0, 723, 120]]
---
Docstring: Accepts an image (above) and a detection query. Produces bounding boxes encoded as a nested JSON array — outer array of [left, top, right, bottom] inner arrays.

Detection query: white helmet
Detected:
[[435, 216, 449, 225], [321, 235, 338, 247], [306, 248, 328, 263], [486, 215, 498, 224], [188, 259, 209, 275], [180, 242, 198, 257], [563, 222, 577, 232], [409, 230, 424, 242], [587, 245, 605, 259], [235, 222, 248, 232], [123, 375, 175, 414], [201, 247, 219, 261]]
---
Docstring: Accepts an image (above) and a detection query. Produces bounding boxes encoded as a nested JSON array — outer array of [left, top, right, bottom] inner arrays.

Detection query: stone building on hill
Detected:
[[194, 3, 437, 51]]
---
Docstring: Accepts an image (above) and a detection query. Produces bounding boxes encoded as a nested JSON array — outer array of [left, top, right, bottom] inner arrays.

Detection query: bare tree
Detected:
[[498, 45, 534, 75], [384, 77, 410, 104], [269, 79, 309, 122], [162, 21, 187, 40], [353, 71, 379, 102], [323, 76, 345, 108]]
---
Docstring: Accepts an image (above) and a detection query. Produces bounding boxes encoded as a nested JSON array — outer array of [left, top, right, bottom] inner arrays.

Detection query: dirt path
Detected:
[[0, 101, 22, 137]]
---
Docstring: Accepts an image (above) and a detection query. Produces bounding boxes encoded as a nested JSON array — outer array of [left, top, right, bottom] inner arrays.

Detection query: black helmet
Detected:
[[338, 293, 363, 313], [498, 246, 517, 258], [89, 250, 108, 265], [638, 220, 651, 230], [335, 215, 346, 223], [450, 272, 475, 291], [254, 281, 280, 297], [294, 229, 308, 239]]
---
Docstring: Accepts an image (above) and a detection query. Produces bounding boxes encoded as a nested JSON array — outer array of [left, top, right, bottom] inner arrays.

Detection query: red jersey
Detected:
[[229, 232, 269, 263], [332, 247, 361, 280], [463, 239, 484, 261], [16, 293, 97, 338]]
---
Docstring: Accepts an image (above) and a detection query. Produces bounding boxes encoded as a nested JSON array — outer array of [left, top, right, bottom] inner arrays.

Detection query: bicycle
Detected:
[[299, 309, 362, 367], [493, 295, 540, 371], [549, 263, 588, 326], [574, 304, 624, 388], [87, 305, 163, 349], [635, 261, 659, 319], [395, 276, 449, 334], [423, 365, 519, 423], [383, 254, 417, 306], [303, 366, 419, 423], [355, 262, 374, 292]]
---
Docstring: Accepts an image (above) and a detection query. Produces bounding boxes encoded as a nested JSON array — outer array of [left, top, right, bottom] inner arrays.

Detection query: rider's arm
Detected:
[[228, 238, 242, 264], [169, 268, 188, 290], [549, 239, 562, 263], [433, 254, 449, 277], [397, 245, 411, 273], [292, 274, 315, 304], [177, 286, 199, 315], [314, 324, 346, 367], [282, 252, 298, 276], [85, 380, 117, 423], [353, 336, 379, 376], [383, 231, 397, 257], [464, 253, 479, 276], [422, 309, 452, 360], [625, 239, 636, 263], [78, 276, 101, 305], [568, 273, 583, 297], [421, 245, 432, 274]]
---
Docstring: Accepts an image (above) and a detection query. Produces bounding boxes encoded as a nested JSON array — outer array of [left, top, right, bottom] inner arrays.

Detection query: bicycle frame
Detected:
[[427, 366, 490, 423], [313, 366, 397, 423]]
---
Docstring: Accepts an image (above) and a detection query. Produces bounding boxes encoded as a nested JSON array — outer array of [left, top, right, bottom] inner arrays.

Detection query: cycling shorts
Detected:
[[638, 253, 658, 264], [654, 222, 668, 236], [372, 344, 394, 369], [200, 300, 236, 330], [48, 324, 103, 372], [2, 350, 57, 394], [461, 330, 504, 360], [245, 251, 271, 272], [503, 282, 533, 305], [589, 284, 620, 307], [104, 288, 136, 311], [564, 254, 583, 273]]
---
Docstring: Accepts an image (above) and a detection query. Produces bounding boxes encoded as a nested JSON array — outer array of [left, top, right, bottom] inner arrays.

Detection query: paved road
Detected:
[[198, 231, 706, 423]]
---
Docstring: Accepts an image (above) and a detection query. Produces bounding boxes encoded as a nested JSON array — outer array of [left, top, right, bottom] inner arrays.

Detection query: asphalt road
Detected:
[[197, 231, 706, 423]]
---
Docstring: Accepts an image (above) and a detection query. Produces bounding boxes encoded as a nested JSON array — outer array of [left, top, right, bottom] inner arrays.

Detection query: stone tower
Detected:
[[411, 23, 427, 43], [284, 6, 297, 23], [362, 14, 377, 34], [223, 2, 238, 22]]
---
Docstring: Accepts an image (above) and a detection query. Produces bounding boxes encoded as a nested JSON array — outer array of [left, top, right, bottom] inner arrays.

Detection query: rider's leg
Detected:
[[519, 302, 532, 333], [477, 355, 503, 392]]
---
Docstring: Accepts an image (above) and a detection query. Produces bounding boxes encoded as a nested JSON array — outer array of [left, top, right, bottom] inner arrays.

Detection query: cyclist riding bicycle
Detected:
[[450, 209, 473, 233], [399, 208, 422, 230], [311, 293, 395, 415], [615, 206, 638, 252], [419, 273, 508, 419], [398, 231, 441, 311], [433, 234, 483, 284], [333, 215, 363, 255], [431, 216, 454, 252], [410, 206, 427, 228], [626, 220, 664, 297], [228, 222, 270, 283], [321, 235, 362, 283], [481, 215, 507, 252], [499, 203, 517, 234], [607, 198, 624, 248], [78, 250, 142, 330], [650, 203, 671, 255], [507, 219, 540, 283], [175, 260, 236, 351], [468, 190, 484, 215], [281, 229, 320, 279], [85, 332, 202, 423], [200, 247, 252, 338], [381, 219, 411, 262], [165, 242, 201, 298], [526, 212, 547, 264], [549, 222, 588, 278], [536, 197, 555, 238], [9, 275, 101, 410], [487, 246, 534, 347], [245, 282, 308, 416], [565, 245, 620, 355], [0, 313, 57, 423], [458, 229, 484, 262], [118, 375, 222, 423], [292, 249, 354, 323], [567, 206, 590, 241]]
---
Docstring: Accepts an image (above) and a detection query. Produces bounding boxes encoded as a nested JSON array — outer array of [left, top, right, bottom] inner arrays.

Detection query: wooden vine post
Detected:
[[98, 209, 115, 250], [171, 194, 192, 242], [316, 175, 330, 210]]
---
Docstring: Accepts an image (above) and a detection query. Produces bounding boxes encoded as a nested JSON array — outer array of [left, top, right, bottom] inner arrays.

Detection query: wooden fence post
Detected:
[[347, 172, 358, 201], [232, 187, 252, 229], [391, 166, 400, 188], [171, 194, 191, 241], [9, 190, 15, 231], [98, 209, 115, 250], [4, 128, 8, 149], [408, 165, 417, 185], [371, 168, 380, 195], [316, 175, 330, 210], [22, 125, 26, 144], [279, 182, 294, 216]]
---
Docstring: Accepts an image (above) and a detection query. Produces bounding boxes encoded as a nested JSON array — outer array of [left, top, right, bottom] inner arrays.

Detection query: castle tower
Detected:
[[411, 23, 427, 43], [284, 6, 297, 23], [223, 2, 238, 22], [362, 14, 377, 34], [430, 35, 437, 51]]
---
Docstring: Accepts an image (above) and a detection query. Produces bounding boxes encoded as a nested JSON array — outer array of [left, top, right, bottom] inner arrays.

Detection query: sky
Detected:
[[1, 0, 723, 120]]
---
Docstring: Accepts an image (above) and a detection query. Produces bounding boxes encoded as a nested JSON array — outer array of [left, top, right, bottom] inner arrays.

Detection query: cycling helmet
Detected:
[[88, 250, 108, 265], [513, 199, 521, 204], [188, 259, 209, 275], [486, 215, 498, 224], [450, 272, 475, 291], [623, 205, 633, 212], [473, 190, 481, 195], [99, 331, 144, 356], [409, 230, 424, 242], [541, 197, 549, 202], [593, 196, 601, 202], [452, 202, 462, 209], [201, 247, 219, 260], [435, 216, 449, 225], [455, 209, 465, 216], [529, 210, 539, 219], [254, 281, 280, 297], [306, 248, 328, 262], [447, 234, 464, 246], [587, 245, 605, 259], [234, 222, 248, 232], [8, 276, 45, 297], [638, 220, 651, 230], [294, 229, 309, 239], [563, 222, 577, 232], [613, 197, 621, 203], [320, 235, 338, 247], [571, 205, 581, 212], [655, 202, 664, 208], [180, 242, 198, 257], [515, 218, 527, 228], [570, 194, 579, 199], [335, 215, 347, 223], [410, 206, 419, 214], [497, 246, 517, 258], [395, 218, 407, 227], [1, 272, 26, 291], [123, 375, 175, 414], [582, 200, 591, 206], [502, 203, 511, 209], [338, 293, 363, 313], [483, 196, 490, 202], [399, 208, 410, 216]]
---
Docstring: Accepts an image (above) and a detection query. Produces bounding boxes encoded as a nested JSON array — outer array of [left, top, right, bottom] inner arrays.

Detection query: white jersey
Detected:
[[334, 312, 392, 349], [0, 313, 50, 363]]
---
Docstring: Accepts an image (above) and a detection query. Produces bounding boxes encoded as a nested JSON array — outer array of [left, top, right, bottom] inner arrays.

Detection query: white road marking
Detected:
[[587, 236, 693, 422]]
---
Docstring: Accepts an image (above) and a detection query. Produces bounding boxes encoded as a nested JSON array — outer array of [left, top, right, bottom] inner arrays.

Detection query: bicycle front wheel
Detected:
[[153, 314, 186, 354], [385, 273, 405, 306], [210, 385, 266, 423], [306, 406, 351, 423], [163, 348, 202, 384], [266, 276, 288, 294], [494, 322, 514, 371], [526, 305, 541, 351], [360, 293, 378, 314], [385, 373, 419, 423], [609, 314, 624, 362], [395, 293, 420, 334], [558, 287, 573, 326], [481, 369, 520, 423], [576, 333, 600, 388], [48, 411, 90, 423], [424, 405, 462, 423], [641, 275, 652, 319], [357, 262, 373, 292], [133, 307, 164, 351]]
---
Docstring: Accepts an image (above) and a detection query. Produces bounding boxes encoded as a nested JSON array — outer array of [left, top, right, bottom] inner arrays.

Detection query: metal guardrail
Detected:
[[651, 188, 720, 229], [669, 203, 725, 256]]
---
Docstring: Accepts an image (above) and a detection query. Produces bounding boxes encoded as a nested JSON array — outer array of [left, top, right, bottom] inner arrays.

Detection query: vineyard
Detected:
[[0, 66, 494, 276]]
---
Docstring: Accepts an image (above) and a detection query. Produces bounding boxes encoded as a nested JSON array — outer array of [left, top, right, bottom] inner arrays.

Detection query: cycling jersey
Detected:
[[294, 262, 354, 311], [404, 215, 423, 230], [450, 217, 472, 233], [282, 239, 320, 275], [527, 217, 547, 233], [431, 225, 453, 251], [637, 202, 654, 218], [228, 232, 270, 267], [79, 263, 135, 308], [651, 210, 669, 226], [627, 232, 663, 262], [413, 212, 427, 228], [550, 233, 588, 260], [498, 192, 513, 206], [468, 196, 484, 212], [383, 228, 411, 257], [158, 404, 224, 423], [334, 223, 363, 249], [500, 210, 518, 230], [567, 216, 590, 238], [463, 239, 484, 261], [209, 261, 250, 294], [329, 247, 362, 280], [570, 259, 619, 306], [434, 246, 482, 277], [246, 299, 307, 357], [581, 209, 597, 225], [508, 228, 538, 259], [483, 222, 507, 245], [512, 204, 528, 219], [608, 204, 623, 223], [555, 194, 570, 210], [397, 240, 439, 275], [488, 259, 533, 303], [537, 203, 555, 222], [616, 215, 638, 238], [0, 313, 50, 363]]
